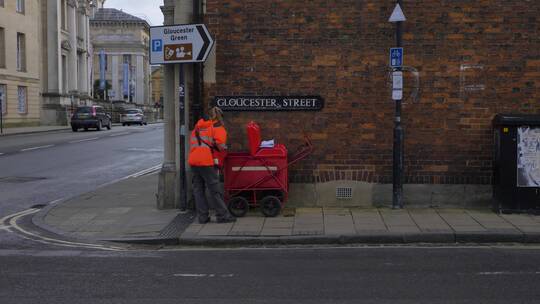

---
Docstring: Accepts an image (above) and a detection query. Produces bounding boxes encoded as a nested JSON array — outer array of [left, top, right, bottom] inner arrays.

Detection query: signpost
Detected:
[[389, 1, 406, 209], [0, 91, 3, 134], [151, 24, 214, 210]]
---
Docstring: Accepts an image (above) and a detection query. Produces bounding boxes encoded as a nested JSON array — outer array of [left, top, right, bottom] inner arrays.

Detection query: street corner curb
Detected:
[[177, 232, 457, 247], [401, 232, 455, 243], [31, 199, 72, 238], [105, 236, 180, 246], [522, 232, 540, 243], [455, 231, 525, 243]]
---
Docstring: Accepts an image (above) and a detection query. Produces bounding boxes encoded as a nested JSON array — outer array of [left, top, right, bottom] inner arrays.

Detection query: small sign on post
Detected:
[[390, 47, 403, 68], [392, 71, 403, 101]]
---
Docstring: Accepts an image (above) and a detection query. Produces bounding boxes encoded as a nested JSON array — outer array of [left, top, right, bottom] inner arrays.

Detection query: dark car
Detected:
[[71, 106, 112, 132]]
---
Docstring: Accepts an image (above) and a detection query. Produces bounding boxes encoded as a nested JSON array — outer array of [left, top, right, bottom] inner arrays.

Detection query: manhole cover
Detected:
[[0, 177, 47, 184]]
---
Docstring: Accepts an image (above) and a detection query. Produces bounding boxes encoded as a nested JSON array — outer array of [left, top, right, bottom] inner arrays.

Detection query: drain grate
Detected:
[[336, 187, 353, 199], [0, 177, 47, 184]]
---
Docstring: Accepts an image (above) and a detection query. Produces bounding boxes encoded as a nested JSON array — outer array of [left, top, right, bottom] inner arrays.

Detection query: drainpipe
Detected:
[[192, 0, 203, 125]]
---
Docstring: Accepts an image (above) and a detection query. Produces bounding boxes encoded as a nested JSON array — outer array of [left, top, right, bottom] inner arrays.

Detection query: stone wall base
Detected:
[[287, 181, 492, 208]]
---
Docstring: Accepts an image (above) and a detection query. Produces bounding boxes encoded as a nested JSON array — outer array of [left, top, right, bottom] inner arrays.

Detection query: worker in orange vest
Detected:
[[188, 106, 236, 224]]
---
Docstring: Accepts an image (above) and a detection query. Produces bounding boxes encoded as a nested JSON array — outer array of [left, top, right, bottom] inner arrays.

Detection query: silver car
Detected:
[[120, 109, 147, 126]]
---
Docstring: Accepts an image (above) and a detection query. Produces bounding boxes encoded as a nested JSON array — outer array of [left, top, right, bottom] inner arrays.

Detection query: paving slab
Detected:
[[323, 208, 355, 235], [351, 209, 387, 232]]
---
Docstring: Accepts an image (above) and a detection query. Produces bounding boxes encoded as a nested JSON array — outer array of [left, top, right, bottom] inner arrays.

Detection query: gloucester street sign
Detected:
[[212, 96, 324, 111]]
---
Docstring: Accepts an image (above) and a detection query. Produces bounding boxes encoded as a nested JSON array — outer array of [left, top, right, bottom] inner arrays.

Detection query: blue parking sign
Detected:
[[390, 47, 403, 67], [152, 39, 163, 52]]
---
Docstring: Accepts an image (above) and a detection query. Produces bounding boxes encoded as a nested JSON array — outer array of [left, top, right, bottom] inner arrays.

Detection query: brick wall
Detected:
[[204, 0, 540, 185]]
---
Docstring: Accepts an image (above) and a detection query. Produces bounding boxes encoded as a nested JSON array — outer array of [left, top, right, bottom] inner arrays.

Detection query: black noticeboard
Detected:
[[212, 96, 324, 111]]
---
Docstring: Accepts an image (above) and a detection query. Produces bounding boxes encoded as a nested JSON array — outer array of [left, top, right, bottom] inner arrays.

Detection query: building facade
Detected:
[[162, 0, 540, 208], [90, 6, 151, 107], [41, 0, 93, 125], [0, 0, 41, 127]]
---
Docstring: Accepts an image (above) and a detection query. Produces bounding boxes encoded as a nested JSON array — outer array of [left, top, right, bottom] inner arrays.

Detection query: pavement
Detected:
[[0, 125, 70, 136], [30, 169, 540, 246]]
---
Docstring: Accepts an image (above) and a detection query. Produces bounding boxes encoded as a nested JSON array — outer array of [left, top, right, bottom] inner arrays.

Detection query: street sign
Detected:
[[150, 24, 214, 64], [390, 47, 403, 68], [389, 3, 406, 22], [392, 71, 403, 100]]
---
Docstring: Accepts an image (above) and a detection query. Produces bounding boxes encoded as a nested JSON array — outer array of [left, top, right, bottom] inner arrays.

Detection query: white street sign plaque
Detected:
[[150, 24, 214, 64], [392, 71, 403, 100]]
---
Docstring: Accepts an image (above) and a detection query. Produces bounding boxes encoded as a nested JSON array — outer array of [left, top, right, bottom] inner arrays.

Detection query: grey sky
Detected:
[[104, 0, 164, 26]]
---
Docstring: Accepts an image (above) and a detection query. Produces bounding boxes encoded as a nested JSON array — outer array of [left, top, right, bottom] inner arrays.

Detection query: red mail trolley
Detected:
[[223, 122, 312, 217]]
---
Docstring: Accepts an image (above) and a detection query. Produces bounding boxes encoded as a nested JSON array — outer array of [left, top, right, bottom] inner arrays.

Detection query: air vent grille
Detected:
[[336, 187, 353, 199]]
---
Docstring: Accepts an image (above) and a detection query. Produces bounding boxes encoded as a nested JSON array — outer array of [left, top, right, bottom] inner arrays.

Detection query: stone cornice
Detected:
[[68, 0, 78, 8]]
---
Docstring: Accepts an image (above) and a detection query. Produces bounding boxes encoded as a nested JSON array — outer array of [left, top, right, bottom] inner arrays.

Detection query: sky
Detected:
[[104, 0, 164, 26]]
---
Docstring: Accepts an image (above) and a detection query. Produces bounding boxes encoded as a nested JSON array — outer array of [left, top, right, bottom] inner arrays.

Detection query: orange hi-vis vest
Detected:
[[188, 119, 227, 167]]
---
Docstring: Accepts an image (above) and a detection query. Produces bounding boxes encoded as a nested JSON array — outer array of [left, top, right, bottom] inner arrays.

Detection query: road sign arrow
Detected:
[[389, 4, 406, 22], [196, 25, 211, 61], [150, 24, 215, 65]]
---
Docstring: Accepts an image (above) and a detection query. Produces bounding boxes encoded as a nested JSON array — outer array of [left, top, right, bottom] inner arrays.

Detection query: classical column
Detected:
[[157, 3, 178, 209], [112, 55, 119, 99], [67, 1, 78, 92], [46, 0, 61, 94], [136, 55, 144, 104], [78, 9, 88, 94]]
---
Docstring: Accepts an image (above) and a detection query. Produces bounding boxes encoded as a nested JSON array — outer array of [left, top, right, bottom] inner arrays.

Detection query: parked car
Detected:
[[71, 105, 112, 132], [120, 108, 147, 126]]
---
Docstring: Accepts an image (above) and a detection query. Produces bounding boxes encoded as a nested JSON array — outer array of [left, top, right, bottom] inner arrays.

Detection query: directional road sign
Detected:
[[390, 47, 403, 68], [150, 24, 214, 64]]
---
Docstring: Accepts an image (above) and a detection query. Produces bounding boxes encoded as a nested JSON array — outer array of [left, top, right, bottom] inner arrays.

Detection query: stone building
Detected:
[[41, 0, 93, 125], [160, 0, 540, 208], [151, 66, 163, 109], [90, 4, 151, 107], [0, 0, 42, 127]]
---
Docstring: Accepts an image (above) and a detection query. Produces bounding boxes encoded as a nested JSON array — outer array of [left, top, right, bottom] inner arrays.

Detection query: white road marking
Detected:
[[173, 273, 234, 278], [109, 132, 130, 137], [127, 148, 164, 152], [0, 153, 4, 156], [98, 164, 162, 188], [69, 137, 99, 143], [477, 271, 540, 276], [8, 208, 125, 251], [20, 145, 54, 152]]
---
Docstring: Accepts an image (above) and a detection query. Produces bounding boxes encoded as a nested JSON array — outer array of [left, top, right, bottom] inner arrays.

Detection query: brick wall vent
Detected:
[[336, 187, 353, 199]]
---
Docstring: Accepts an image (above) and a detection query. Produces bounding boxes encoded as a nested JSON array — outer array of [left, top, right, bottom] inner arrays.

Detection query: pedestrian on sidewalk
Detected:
[[188, 106, 236, 224]]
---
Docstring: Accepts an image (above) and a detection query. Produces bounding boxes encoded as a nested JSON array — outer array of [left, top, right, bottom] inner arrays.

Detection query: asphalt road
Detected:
[[0, 124, 164, 218], [1, 246, 540, 303]]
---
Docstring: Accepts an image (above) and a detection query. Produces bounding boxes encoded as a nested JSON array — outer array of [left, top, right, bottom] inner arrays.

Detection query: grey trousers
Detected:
[[191, 166, 232, 221]]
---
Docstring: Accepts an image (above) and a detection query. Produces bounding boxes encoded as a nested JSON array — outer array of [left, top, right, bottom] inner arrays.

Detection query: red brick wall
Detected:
[[204, 0, 540, 184]]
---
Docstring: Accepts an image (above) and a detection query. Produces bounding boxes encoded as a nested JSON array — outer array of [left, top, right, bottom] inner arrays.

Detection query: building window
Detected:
[[16, 0, 24, 14], [0, 84, 6, 115], [0, 0, 4, 8], [17, 86, 27, 114], [0, 28, 5, 68], [16, 33, 26, 72]]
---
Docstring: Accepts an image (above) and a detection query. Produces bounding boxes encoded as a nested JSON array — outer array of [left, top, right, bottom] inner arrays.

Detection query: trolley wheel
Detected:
[[228, 196, 249, 217], [260, 196, 281, 217]]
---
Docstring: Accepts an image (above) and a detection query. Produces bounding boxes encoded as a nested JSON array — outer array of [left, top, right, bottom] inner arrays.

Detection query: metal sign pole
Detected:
[[179, 63, 187, 211], [392, 0, 404, 209], [0, 92, 3, 134]]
